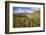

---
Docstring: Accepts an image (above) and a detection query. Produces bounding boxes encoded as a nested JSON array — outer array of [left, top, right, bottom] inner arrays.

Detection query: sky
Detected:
[[13, 7, 40, 14]]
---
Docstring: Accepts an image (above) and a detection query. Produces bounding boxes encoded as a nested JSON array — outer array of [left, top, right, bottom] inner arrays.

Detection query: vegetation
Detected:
[[13, 10, 40, 28]]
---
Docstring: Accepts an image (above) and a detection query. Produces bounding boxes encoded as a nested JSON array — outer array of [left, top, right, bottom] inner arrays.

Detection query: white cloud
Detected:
[[31, 7, 40, 11], [13, 7, 40, 14]]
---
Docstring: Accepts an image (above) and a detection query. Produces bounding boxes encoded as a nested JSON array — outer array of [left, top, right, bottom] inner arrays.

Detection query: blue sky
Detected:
[[13, 7, 32, 14], [13, 7, 40, 14]]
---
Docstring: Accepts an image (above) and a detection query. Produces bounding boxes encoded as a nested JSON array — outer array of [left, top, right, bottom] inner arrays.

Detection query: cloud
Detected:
[[31, 7, 40, 11], [13, 7, 40, 14]]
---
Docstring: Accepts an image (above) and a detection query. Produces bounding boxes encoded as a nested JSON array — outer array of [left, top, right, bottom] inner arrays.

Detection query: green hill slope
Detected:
[[13, 10, 40, 28]]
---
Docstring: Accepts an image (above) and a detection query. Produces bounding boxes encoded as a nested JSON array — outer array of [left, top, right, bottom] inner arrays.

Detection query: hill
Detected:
[[13, 10, 40, 28]]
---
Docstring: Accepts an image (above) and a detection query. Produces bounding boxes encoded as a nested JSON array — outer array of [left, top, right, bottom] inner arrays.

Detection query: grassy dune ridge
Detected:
[[13, 10, 40, 28]]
